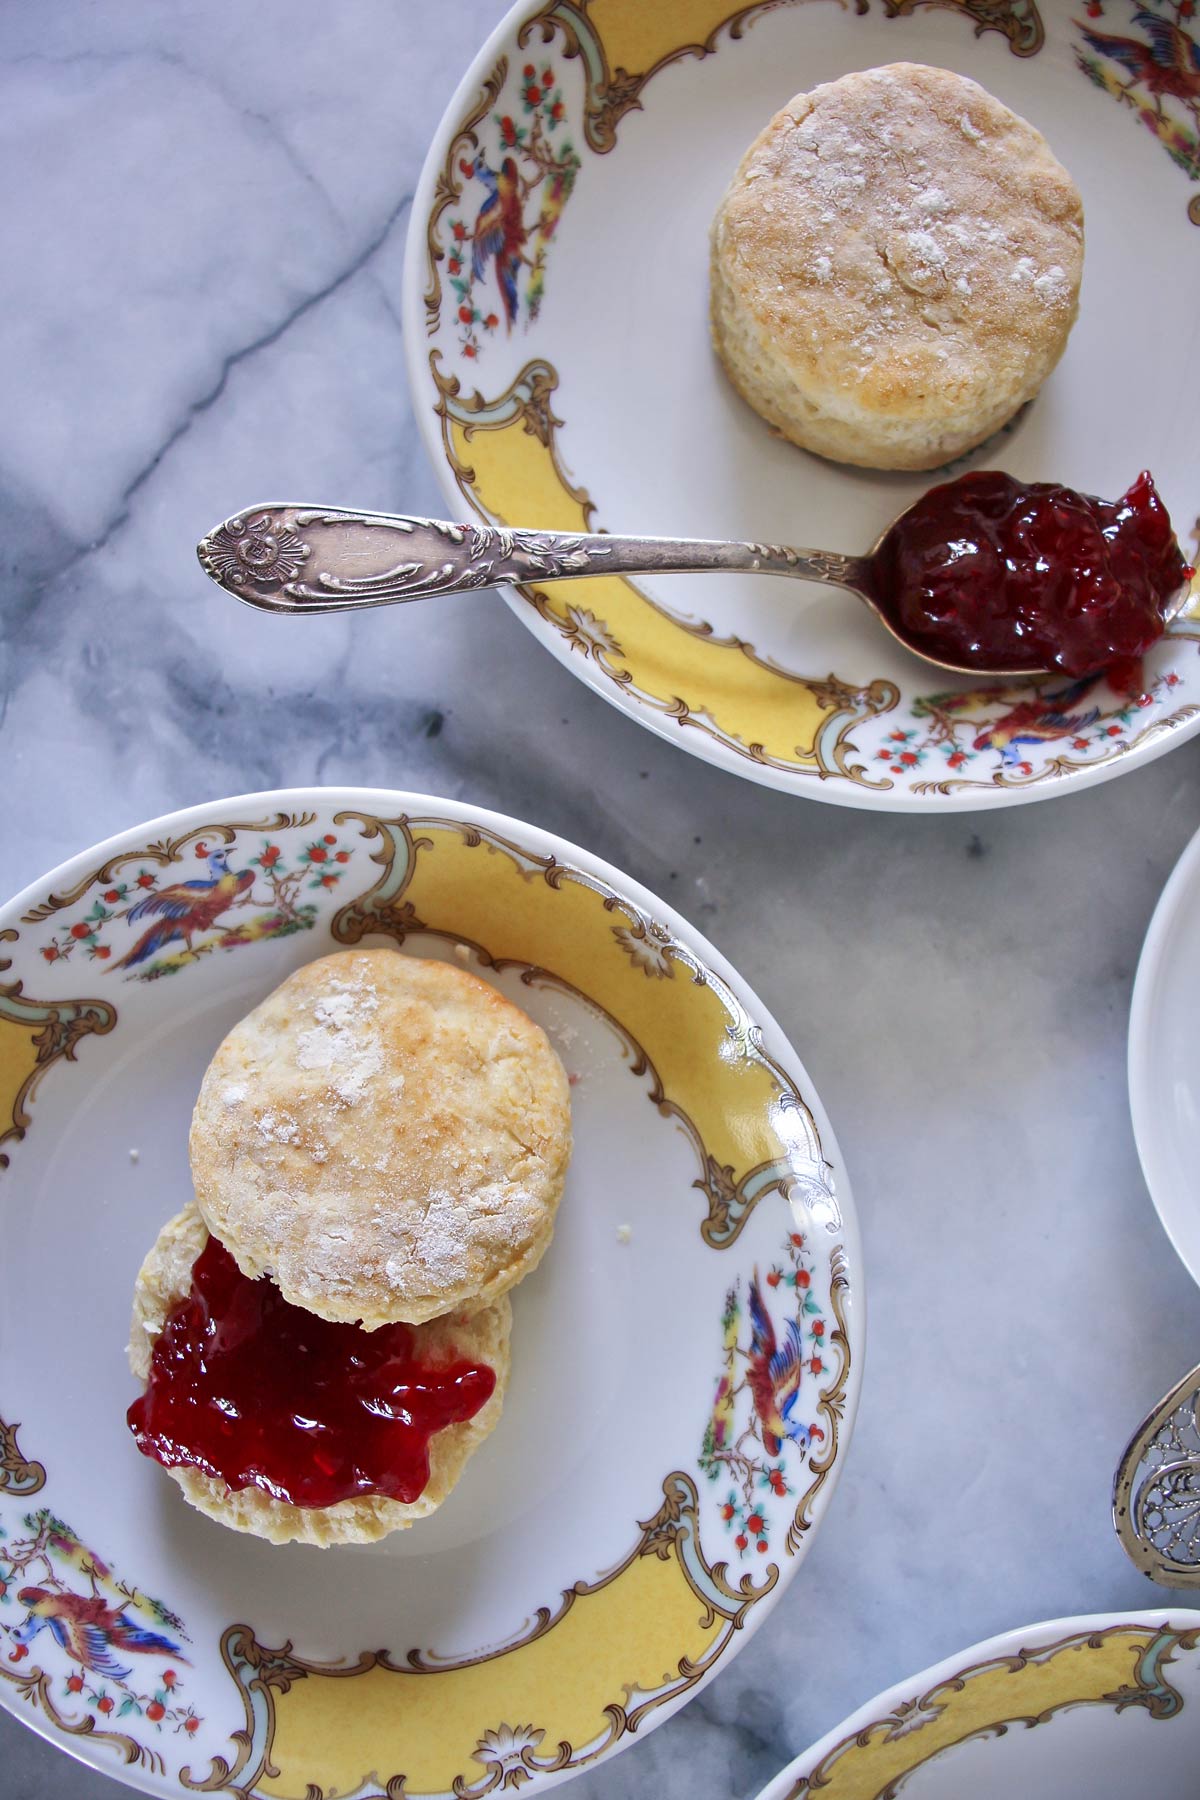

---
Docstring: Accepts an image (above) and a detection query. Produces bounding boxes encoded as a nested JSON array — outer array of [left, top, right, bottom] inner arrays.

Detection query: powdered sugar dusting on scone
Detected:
[[387, 1192, 467, 1291], [296, 976, 383, 1107], [1033, 265, 1070, 304], [256, 1110, 300, 1145]]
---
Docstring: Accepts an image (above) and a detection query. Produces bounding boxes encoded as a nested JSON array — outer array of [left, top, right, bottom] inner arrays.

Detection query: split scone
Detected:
[[710, 63, 1084, 470], [189, 948, 573, 1327], [127, 1203, 512, 1546]]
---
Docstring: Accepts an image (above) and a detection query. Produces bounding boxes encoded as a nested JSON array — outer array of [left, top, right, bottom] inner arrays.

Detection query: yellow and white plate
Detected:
[[0, 788, 861, 1797], [755, 1610, 1200, 1799], [404, 0, 1200, 810]]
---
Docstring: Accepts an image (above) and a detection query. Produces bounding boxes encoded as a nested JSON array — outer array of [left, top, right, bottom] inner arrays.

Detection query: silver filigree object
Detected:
[[1114, 1361, 1200, 1587], [196, 501, 1196, 680]]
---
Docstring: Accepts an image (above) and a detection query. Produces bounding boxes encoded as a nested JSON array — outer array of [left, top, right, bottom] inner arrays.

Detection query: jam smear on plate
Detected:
[[868, 470, 1192, 677], [127, 1238, 495, 1508]]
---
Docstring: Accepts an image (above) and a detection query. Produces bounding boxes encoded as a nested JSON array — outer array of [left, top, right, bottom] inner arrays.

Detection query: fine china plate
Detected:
[[0, 788, 861, 1798], [754, 1610, 1200, 1800], [404, 0, 1200, 812], [1129, 822, 1200, 1285]]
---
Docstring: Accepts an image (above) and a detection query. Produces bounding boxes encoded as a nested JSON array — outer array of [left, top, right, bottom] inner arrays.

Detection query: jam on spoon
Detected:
[[127, 1237, 496, 1508], [868, 469, 1193, 678]]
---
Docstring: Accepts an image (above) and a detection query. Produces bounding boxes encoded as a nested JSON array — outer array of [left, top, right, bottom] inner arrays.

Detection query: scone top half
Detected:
[[190, 948, 572, 1327], [710, 63, 1084, 471]]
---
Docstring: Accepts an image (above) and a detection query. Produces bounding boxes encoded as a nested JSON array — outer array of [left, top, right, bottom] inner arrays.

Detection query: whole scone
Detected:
[[128, 1203, 512, 1547], [710, 63, 1084, 470], [189, 948, 572, 1326]]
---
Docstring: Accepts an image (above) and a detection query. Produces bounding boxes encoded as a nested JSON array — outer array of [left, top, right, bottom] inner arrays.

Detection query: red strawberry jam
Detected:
[[868, 470, 1192, 677], [127, 1238, 495, 1508]]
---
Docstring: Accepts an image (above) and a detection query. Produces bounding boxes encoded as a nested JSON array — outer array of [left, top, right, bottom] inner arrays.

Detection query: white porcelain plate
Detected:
[[0, 788, 861, 1797], [404, 0, 1200, 811], [1130, 821, 1200, 1285], [754, 1610, 1200, 1800]]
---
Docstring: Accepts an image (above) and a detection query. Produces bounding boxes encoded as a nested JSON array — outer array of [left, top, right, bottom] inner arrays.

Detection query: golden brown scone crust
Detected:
[[710, 63, 1084, 470], [128, 1203, 512, 1546], [189, 948, 571, 1327]]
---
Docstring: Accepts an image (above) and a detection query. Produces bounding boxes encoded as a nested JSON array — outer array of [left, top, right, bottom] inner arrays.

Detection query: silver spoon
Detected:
[[196, 503, 1193, 681], [1114, 1361, 1200, 1587]]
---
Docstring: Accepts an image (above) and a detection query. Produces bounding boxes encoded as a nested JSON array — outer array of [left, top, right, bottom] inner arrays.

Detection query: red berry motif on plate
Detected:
[[700, 1232, 830, 1558]]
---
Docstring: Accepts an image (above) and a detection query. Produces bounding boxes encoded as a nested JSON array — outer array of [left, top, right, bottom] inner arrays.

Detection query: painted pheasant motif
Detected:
[[700, 1232, 828, 1557]]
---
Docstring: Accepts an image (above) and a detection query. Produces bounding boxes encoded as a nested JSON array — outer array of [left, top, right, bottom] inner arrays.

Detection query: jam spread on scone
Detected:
[[128, 1237, 496, 1507], [868, 470, 1191, 676]]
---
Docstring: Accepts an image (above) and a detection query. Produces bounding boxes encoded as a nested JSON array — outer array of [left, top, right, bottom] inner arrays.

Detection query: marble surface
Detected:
[[5, 3, 1200, 1796]]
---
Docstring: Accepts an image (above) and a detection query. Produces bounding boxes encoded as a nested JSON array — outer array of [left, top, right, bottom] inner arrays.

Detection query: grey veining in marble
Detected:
[[5, 4, 1200, 1798]]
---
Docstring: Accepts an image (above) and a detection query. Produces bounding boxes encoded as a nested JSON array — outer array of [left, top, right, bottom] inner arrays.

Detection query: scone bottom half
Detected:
[[188, 947, 573, 1329], [710, 63, 1084, 471], [126, 1203, 512, 1547]]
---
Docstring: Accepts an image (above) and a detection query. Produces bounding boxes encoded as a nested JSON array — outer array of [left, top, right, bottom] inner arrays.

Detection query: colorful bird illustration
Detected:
[[12, 1586, 186, 1681], [464, 153, 528, 330], [746, 1271, 807, 1457], [971, 676, 1102, 766], [1077, 9, 1200, 123], [113, 842, 254, 970]]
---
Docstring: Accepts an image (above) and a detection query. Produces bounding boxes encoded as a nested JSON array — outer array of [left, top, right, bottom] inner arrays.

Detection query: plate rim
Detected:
[[400, 0, 1200, 814], [752, 1606, 1200, 1800], [1128, 819, 1200, 1287], [0, 782, 865, 1795]]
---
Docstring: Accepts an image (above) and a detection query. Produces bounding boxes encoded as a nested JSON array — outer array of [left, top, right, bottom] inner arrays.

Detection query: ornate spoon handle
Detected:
[[197, 505, 868, 614]]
